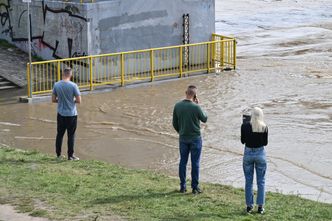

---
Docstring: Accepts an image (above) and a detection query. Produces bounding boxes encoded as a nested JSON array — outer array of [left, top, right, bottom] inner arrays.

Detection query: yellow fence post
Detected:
[[57, 61, 61, 82], [27, 63, 31, 98], [233, 39, 237, 70], [221, 41, 224, 68], [212, 36, 215, 68], [179, 46, 183, 78], [228, 41, 231, 65], [150, 50, 154, 81], [89, 56, 93, 90], [121, 53, 125, 86], [207, 43, 211, 73]]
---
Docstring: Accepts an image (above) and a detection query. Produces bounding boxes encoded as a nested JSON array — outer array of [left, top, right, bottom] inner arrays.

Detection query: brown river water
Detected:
[[1, 0, 332, 203]]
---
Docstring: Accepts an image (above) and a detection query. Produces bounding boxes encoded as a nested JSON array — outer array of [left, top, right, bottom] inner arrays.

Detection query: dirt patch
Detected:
[[0, 204, 49, 221]]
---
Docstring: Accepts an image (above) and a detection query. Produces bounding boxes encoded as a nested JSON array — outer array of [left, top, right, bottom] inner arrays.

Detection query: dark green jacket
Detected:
[[172, 100, 208, 139]]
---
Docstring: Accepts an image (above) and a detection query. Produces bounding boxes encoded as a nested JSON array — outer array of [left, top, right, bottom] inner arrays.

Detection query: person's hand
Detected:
[[194, 97, 199, 104]]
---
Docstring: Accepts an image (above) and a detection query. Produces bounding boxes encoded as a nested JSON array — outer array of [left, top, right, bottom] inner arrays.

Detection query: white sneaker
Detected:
[[68, 156, 79, 161]]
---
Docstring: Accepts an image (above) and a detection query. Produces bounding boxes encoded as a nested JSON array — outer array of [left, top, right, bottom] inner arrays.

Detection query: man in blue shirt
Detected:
[[52, 68, 81, 161]]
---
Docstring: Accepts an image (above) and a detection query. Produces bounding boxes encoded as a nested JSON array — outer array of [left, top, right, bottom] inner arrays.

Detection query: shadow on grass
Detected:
[[159, 212, 248, 221], [93, 190, 180, 204], [92, 190, 246, 220], [0, 154, 69, 165], [0, 148, 79, 164]]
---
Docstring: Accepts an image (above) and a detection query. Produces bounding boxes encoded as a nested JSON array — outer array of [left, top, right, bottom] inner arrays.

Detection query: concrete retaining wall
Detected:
[[0, 0, 88, 60], [0, 0, 215, 60], [87, 0, 215, 55]]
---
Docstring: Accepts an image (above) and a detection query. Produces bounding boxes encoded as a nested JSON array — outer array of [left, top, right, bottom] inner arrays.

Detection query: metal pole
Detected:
[[207, 43, 210, 73], [89, 57, 93, 90], [150, 50, 154, 82], [27, 1, 33, 98], [233, 39, 237, 70], [179, 47, 183, 78], [121, 53, 125, 86]]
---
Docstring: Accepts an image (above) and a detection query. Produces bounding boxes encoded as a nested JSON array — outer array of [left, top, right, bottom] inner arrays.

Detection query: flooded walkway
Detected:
[[0, 0, 331, 203]]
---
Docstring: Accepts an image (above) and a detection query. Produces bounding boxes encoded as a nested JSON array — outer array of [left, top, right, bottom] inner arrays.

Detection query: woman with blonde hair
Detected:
[[241, 107, 268, 214]]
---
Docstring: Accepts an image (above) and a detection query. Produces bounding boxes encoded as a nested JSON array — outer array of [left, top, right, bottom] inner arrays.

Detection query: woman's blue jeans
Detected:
[[243, 146, 267, 206], [179, 137, 202, 190]]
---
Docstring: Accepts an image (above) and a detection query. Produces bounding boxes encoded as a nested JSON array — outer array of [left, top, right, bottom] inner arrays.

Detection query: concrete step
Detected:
[[0, 81, 11, 85], [0, 76, 18, 90], [0, 85, 17, 90]]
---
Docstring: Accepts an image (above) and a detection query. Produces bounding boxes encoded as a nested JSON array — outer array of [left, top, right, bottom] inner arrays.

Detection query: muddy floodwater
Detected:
[[1, 0, 332, 203]]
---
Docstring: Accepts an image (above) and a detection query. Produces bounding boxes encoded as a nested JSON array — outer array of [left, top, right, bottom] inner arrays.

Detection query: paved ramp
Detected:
[[0, 46, 28, 88]]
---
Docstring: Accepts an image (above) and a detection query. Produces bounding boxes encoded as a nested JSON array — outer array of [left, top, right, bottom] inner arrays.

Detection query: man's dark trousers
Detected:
[[56, 113, 77, 157], [179, 137, 202, 190]]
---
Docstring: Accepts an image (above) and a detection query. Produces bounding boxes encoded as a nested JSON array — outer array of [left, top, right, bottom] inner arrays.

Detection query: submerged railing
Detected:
[[27, 33, 236, 97]]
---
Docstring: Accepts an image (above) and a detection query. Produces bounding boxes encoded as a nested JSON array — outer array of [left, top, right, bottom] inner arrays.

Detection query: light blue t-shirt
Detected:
[[52, 80, 81, 117]]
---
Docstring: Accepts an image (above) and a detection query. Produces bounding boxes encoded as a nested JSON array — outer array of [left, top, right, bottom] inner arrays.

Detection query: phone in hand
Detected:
[[242, 114, 251, 124], [193, 94, 198, 104]]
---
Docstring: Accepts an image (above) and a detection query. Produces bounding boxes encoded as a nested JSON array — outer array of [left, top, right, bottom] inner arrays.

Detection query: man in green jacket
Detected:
[[172, 85, 208, 194]]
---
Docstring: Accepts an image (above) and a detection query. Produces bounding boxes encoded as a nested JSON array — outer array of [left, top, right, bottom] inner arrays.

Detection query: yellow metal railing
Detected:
[[212, 34, 237, 69], [27, 34, 236, 97], [63, 0, 95, 3]]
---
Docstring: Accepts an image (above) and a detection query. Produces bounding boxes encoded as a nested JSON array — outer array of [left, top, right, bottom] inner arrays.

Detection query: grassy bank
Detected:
[[0, 147, 331, 221], [0, 39, 15, 48], [0, 39, 43, 61]]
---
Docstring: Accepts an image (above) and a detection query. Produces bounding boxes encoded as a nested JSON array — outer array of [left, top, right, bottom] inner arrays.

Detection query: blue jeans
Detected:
[[243, 146, 267, 206], [179, 137, 202, 189]]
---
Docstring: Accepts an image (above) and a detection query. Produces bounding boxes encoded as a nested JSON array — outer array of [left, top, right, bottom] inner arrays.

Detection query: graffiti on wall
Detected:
[[0, 0, 11, 35], [0, 0, 88, 59]]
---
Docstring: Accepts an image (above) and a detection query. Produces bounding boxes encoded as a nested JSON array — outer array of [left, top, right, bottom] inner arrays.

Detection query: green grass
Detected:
[[0, 39, 43, 61], [0, 147, 331, 221], [0, 39, 15, 48]]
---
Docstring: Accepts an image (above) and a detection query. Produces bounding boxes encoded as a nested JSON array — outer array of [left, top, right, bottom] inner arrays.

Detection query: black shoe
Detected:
[[180, 188, 187, 193], [56, 155, 62, 162], [258, 206, 265, 214], [68, 155, 80, 161], [246, 206, 253, 213], [192, 188, 202, 194]]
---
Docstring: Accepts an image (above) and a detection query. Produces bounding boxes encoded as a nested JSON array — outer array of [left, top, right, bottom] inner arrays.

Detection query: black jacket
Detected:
[[241, 123, 268, 148]]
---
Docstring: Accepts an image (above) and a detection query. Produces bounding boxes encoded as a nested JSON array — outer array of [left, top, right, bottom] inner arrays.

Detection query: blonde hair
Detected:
[[250, 107, 266, 133]]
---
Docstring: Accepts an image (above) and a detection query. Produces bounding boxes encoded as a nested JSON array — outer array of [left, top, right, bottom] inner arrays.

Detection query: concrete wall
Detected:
[[87, 0, 215, 55], [0, 0, 215, 60], [0, 0, 88, 60]]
